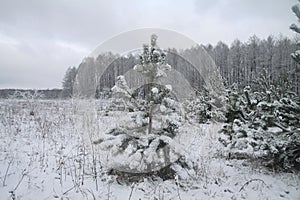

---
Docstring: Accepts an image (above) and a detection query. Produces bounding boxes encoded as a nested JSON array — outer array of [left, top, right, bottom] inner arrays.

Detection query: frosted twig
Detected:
[[239, 178, 266, 192], [86, 188, 96, 200], [107, 181, 111, 200], [128, 183, 135, 200], [63, 184, 77, 195], [12, 169, 27, 192], [175, 175, 182, 200], [3, 158, 14, 186]]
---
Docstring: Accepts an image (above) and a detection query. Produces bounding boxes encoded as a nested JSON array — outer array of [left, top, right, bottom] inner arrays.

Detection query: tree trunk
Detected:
[[148, 104, 153, 135]]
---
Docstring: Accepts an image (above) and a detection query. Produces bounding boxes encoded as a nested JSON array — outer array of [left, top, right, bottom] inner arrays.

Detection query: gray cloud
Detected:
[[0, 0, 297, 88]]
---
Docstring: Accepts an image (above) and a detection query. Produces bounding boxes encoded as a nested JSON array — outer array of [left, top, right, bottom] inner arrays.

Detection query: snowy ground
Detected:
[[0, 99, 299, 199]]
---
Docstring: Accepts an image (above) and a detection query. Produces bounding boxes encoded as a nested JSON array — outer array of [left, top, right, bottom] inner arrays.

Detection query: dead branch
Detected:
[[3, 158, 14, 186], [239, 178, 266, 192]]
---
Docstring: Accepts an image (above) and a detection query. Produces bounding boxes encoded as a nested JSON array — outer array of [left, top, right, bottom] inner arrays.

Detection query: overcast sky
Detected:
[[0, 0, 297, 89]]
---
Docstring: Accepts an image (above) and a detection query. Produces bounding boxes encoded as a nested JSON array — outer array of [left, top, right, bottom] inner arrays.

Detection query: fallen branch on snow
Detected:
[[239, 178, 266, 192]]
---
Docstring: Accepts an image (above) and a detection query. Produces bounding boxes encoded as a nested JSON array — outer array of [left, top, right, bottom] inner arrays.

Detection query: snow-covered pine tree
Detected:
[[255, 88, 300, 171], [133, 34, 173, 135], [184, 93, 211, 123], [219, 81, 300, 171], [183, 87, 225, 124], [110, 75, 135, 111], [290, 1, 300, 64], [289, 1, 300, 96], [95, 35, 184, 179], [218, 84, 256, 158]]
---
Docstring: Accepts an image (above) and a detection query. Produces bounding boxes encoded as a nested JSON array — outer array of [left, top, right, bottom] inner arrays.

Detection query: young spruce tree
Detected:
[[95, 35, 184, 178]]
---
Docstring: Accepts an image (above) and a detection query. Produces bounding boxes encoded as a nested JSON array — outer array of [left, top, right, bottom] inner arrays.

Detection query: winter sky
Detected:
[[0, 0, 297, 89]]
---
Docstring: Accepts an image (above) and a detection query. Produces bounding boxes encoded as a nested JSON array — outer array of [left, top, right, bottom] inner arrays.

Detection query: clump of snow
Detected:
[[111, 75, 132, 99], [165, 84, 172, 91], [151, 87, 159, 94]]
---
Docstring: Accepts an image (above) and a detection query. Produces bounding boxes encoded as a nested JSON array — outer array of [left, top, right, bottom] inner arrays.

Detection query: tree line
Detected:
[[0, 89, 62, 99], [204, 35, 299, 95], [62, 35, 300, 98]]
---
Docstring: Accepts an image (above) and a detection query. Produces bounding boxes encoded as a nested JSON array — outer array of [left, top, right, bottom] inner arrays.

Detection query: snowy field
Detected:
[[0, 99, 299, 200]]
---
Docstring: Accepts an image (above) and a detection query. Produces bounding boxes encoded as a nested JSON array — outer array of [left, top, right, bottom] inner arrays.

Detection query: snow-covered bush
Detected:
[[94, 35, 185, 177], [183, 88, 225, 123], [219, 84, 300, 171], [184, 96, 211, 123]]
